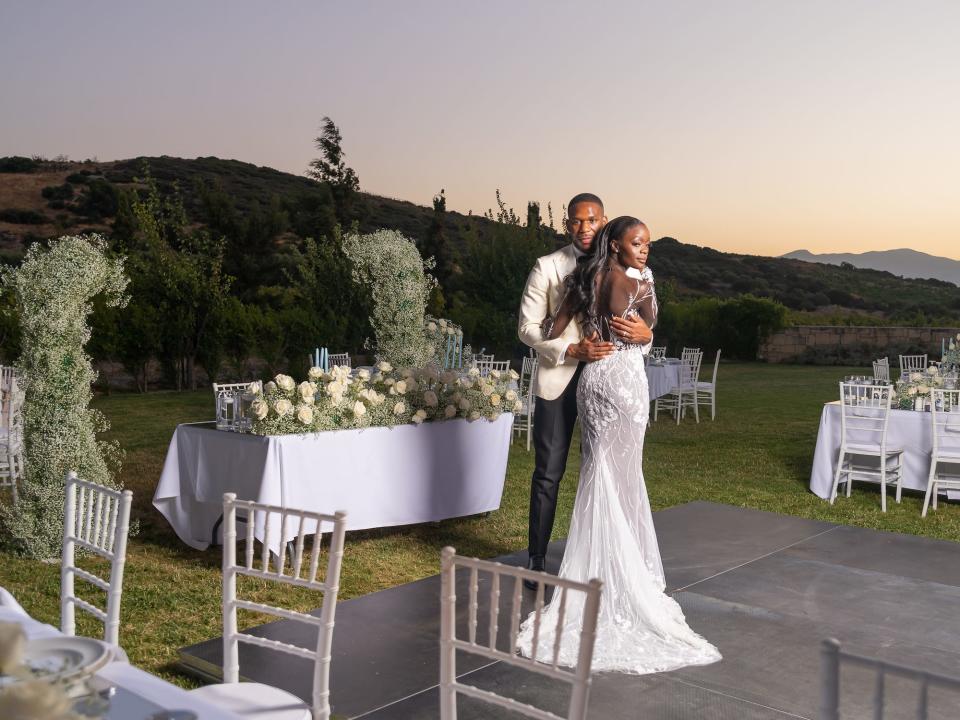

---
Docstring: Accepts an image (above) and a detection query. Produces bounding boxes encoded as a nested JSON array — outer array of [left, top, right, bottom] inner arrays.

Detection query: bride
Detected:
[[516, 216, 721, 674]]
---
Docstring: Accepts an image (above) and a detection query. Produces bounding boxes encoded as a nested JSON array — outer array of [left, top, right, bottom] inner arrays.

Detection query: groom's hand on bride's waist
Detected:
[[609, 315, 652, 345], [567, 334, 615, 363]]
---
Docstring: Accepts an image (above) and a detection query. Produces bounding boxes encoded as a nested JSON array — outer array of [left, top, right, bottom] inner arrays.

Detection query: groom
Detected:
[[518, 193, 652, 585]]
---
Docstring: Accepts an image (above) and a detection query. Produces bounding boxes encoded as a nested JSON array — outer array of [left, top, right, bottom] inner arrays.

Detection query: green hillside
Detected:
[[0, 154, 958, 383]]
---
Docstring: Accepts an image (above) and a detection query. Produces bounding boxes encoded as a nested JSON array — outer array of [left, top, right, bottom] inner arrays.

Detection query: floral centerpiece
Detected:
[[247, 362, 521, 435], [895, 365, 945, 410], [423, 316, 471, 370]]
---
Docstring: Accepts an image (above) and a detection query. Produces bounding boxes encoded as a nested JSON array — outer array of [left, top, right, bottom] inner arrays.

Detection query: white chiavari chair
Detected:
[[696, 349, 722, 421], [921, 389, 960, 517], [899, 354, 927, 380], [439, 547, 602, 720], [471, 353, 495, 366], [872, 357, 890, 383], [328, 353, 351, 369], [0, 364, 17, 391], [820, 638, 960, 720], [212, 381, 259, 394], [830, 382, 903, 512], [189, 494, 347, 720], [61, 472, 133, 647], [474, 359, 510, 378], [681, 347, 701, 361], [649, 346, 666, 360], [513, 355, 538, 450], [0, 380, 25, 504], [654, 350, 702, 424]]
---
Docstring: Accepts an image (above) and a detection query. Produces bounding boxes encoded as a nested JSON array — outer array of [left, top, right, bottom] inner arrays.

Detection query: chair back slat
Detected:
[[439, 547, 603, 720], [650, 346, 666, 359], [61, 472, 132, 647], [679, 351, 703, 387], [931, 389, 960, 456], [221, 493, 347, 720], [474, 359, 510, 377], [839, 382, 893, 448]]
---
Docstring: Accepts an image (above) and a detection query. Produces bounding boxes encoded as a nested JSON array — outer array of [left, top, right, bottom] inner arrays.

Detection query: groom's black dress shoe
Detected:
[[523, 555, 545, 591]]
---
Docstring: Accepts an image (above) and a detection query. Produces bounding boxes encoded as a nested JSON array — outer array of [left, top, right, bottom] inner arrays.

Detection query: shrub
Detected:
[[0, 156, 39, 173], [0, 209, 47, 225], [41, 184, 74, 202]]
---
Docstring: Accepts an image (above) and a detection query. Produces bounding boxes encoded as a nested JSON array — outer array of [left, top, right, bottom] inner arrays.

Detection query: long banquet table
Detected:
[[153, 414, 513, 552], [0, 587, 240, 719], [809, 400, 959, 500]]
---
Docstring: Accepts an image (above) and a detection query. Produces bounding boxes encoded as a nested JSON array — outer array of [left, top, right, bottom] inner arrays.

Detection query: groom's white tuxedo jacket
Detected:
[[518, 244, 583, 401], [518, 243, 653, 401]]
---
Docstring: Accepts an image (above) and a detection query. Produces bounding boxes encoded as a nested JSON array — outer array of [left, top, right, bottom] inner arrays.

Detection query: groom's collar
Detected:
[[570, 243, 585, 259]]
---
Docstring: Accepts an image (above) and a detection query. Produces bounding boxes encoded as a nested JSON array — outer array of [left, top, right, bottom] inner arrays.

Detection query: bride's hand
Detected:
[[609, 315, 652, 344], [567, 332, 615, 362]]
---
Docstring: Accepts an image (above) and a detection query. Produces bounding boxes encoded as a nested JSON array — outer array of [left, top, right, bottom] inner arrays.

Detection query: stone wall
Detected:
[[759, 326, 960, 364]]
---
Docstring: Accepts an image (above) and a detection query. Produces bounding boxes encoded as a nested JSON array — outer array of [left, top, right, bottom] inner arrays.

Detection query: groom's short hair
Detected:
[[568, 193, 603, 211]]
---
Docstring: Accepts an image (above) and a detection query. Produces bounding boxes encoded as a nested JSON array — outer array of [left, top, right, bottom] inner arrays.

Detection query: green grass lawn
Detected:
[[1, 362, 958, 687]]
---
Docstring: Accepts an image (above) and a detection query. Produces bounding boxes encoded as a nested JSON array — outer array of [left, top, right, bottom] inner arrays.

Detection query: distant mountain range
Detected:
[[782, 249, 960, 287]]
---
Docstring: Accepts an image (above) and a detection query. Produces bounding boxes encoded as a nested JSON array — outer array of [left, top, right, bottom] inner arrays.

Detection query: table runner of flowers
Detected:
[[246, 362, 521, 435]]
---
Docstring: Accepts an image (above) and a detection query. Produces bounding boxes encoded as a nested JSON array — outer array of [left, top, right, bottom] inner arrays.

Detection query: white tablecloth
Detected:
[[0, 588, 240, 719], [809, 401, 960, 500], [154, 414, 513, 551], [646, 359, 681, 400]]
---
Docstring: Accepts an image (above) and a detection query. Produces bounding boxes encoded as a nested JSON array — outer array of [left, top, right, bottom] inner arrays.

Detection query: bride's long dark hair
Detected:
[[563, 215, 643, 321]]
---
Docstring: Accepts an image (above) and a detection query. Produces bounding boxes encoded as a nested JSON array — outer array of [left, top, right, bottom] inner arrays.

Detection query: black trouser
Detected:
[[528, 363, 584, 560]]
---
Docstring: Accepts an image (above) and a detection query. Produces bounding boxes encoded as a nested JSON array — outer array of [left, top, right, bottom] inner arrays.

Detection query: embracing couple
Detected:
[[515, 194, 720, 674]]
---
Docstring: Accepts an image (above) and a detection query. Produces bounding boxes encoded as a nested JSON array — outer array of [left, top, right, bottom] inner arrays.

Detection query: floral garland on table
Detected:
[[247, 362, 521, 435]]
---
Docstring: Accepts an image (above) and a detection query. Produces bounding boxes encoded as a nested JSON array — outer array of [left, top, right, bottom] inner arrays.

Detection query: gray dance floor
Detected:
[[178, 501, 960, 718]]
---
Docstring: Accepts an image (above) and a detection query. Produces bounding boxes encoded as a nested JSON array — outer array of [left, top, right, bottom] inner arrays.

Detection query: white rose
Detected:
[[407, 379, 420, 392], [447, 327, 456, 335], [308, 366, 325, 380], [274, 398, 294, 416], [246, 381, 263, 395], [468, 367, 480, 377], [508, 369, 520, 380], [513, 400, 523, 412], [412, 409, 428, 424], [927, 366, 938, 375], [481, 383, 494, 396], [444, 404, 456, 418], [911, 372, 923, 382], [394, 380, 408, 394], [469, 410, 481, 421], [907, 386, 918, 396], [423, 390, 439, 407], [490, 393, 501, 407], [377, 360, 393, 373], [460, 378, 473, 390], [275, 374, 296, 392], [384, 377, 396, 387], [393, 401, 406, 415], [265, 381, 277, 393], [439, 318, 448, 329], [427, 321, 437, 332], [505, 389, 517, 401], [297, 405, 314, 424], [918, 385, 930, 394], [490, 369, 501, 379], [250, 399, 269, 420], [0, 622, 26, 674], [0, 678, 74, 719], [298, 381, 316, 404], [357, 368, 371, 380], [459, 398, 471, 411], [353, 400, 367, 417]]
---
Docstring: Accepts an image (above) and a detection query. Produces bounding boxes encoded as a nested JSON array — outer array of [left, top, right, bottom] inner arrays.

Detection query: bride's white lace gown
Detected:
[[517, 265, 721, 674]]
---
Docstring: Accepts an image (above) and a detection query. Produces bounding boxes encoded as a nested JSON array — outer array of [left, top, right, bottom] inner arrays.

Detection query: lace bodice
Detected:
[[543, 266, 657, 347]]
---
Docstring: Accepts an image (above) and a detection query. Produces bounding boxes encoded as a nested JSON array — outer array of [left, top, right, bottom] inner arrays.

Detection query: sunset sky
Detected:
[[2, 1, 958, 259]]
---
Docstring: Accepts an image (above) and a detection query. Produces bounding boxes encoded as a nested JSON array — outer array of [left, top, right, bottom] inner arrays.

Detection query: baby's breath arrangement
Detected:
[[0, 235, 128, 558], [249, 363, 521, 435], [943, 333, 960, 371], [343, 229, 437, 369], [895, 365, 946, 409]]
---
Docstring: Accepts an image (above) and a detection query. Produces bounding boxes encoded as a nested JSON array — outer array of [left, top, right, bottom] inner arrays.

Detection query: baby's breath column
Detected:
[[342, 229, 436, 368], [0, 235, 128, 558]]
